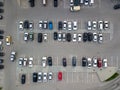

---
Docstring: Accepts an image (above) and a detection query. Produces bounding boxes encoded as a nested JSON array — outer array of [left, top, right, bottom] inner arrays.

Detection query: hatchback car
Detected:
[[38, 72, 42, 82], [58, 72, 62, 81], [21, 74, 26, 84], [62, 58, 67, 67], [33, 72, 38, 82], [47, 57, 52, 66], [49, 21, 53, 30], [42, 57, 47, 67]]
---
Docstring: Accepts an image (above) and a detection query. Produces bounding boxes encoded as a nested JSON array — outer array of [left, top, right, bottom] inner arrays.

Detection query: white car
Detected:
[[104, 21, 109, 30], [28, 57, 33, 67], [98, 33, 103, 43], [43, 33, 47, 41], [10, 51, 16, 62], [38, 72, 42, 82], [43, 21, 48, 29], [84, 0, 89, 5], [73, 34, 77, 42], [0, 41, 2, 45], [93, 33, 97, 42], [63, 21, 67, 30], [87, 58, 92, 68], [92, 21, 97, 30], [48, 72, 53, 80], [68, 21, 72, 31], [23, 58, 27, 66], [73, 21, 78, 30], [78, 33, 82, 42], [98, 21, 104, 30], [87, 21, 92, 30], [43, 73, 47, 82], [19, 21, 23, 30], [42, 57, 47, 67], [29, 22, 33, 30], [19, 57, 23, 66], [70, 0, 74, 6], [39, 21, 43, 29], [24, 32, 29, 41], [103, 58, 107, 68], [70, 6, 74, 12], [58, 33, 62, 41], [62, 33, 66, 41], [92, 57, 97, 67]]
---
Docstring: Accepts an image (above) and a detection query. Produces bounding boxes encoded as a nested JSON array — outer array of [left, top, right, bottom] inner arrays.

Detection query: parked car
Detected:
[[0, 30, 4, 34], [66, 33, 72, 42], [73, 21, 78, 30], [0, 52, 4, 57], [0, 59, 3, 64], [78, 33, 82, 42], [72, 56, 76, 67], [0, 65, 4, 69], [19, 21, 23, 30], [43, 33, 47, 41], [68, 21, 72, 30], [29, 0, 35, 7], [42, 57, 47, 67], [54, 0, 58, 7], [58, 72, 62, 81], [103, 58, 107, 68], [62, 33, 66, 41], [19, 58, 23, 66], [29, 32, 34, 41], [82, 57, 87, 67], [23, 58, 27, 66], [0, 9, 4, 13], [83, 32, 88, 42], [48, 72, 53, 80], [84, 0, 89, 5], [70, 0, 74, 6], [63, 21, 67, 30], [38, 72, 42, 82], [47, 57, 52, 66], [23, 20, 29, 29], [87, 21, 92, 30], [98, 21, 104, 30], [43, 21, 48, 29], [21, 74, 26, 84], [53, 32, 58, 40], [0, 2, 4, 7], [97, 58, 102, 68], [6, 36, 11, 45], [24, 33, 29, 41], [0, 35, 3, 39], [87, 32, 93, 42], [58, 33, 62, 41], [73, 33, 77, 42], [58, 21, 63, 30], [98, 33, 103, 43], [42, 0, 47, 6], [29, 22, 33, 30], [33, 72, 38, 82], [104, 21, 109, 30], [0, 15, 3, 20], [38, 33, 43, 43], [92, 57, 97, 67], [10, 51, 16, 62], [43, 73, 47, 82], [92, 21, 97, 30], [93, 32, 97, 42], [39, 21, 43, 29], [62, 58, 67, 67], [113, 4, 120, 10], [87, 58, 92, 68], [28, 57, 33, 67], [49, 21, 53, 30]]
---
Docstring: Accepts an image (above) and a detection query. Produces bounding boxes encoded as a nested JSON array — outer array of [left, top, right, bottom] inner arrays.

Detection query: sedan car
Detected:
[[93, 33, 97, 42], [21, 74, 26, 84], [28, 57, 33, 67], [24, 20, 29, 29], [48, 72, 53, 80], [29, 22, 33, 30], [0, 59, 3, 64], [68, 21, 72, 31], [29, 32, 34, 41], [58, 72, 62, 81], [83, 32, 88, 42], [73, 21, 78, 30], [82, 57, 87, 67], [98, 21, 104, 30], [42, 57, 47, 67], [23, 58, 27, 67], [62, 58, 67, 67], [54, 0, 58, 7], [0, 65, 4, 69], [58, 33, 62, 41], [63, 21, 67, 30], [87, 32, 93, 42], [10, 51, 16, 62], [19, 21, 23, 30], [43, 73, 47, 82], [6, 36, 12, 45], [104, 21, 109, 30], [43, 33, 47, 41], [58, 21, 63, 30], [38, 72, 42, 82], [33, 72, 38, 82], [92, 21, 97, 30], [62, 33, 66, 41], [113, 4, 120, 10], [87, 21, 92, 30], [66, 33, 72, 42], [78, 33, 82, 42], [103, 58, 107, 68], [24, 33, 29, 41], [98, 33, 103, 43], [39, 21, 43, 29], [92, 57, 97, 67], [72, 33, 77, 42], [87, 58, 92, 68], [47, 57, 52, 66], [0, 52, 4, 57], [38, 33, 43, 43], [72, 56, 76, 67], [53, 32, 58, 40], [49, 21, 53, 30], [43, 21, 48, 29], [97, 58, 102, 68], [19, 58, 23, 66]]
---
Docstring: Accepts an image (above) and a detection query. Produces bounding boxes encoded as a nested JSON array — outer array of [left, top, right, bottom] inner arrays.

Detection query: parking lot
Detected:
[[1, 0, 120, 90]]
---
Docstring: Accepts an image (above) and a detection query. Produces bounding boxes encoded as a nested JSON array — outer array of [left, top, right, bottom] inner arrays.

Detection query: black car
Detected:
[[54, 0, 58, 7], [0, 9, 4, 13], [38, 33, 43, 43], [72, 57, 76, 67], [83, 32, 88, 42], [62, 58, 67, 67], [0, 65, 4, 69], [0, 59, 3, 63], [33, 72, 38, 82], [0, 30, 4, 34], [0, 35, 3, 39], [53, 32, 58, 40], [0, 52, 4, 56], [58, 21, 63, 30], [0, 15, 3, 20], [21, 74, 26, 84], [47, 57, 52, 66], [0, 2, 3, 6], [87, 32, 93, 42], [29, 0, 35, 7], [24, 20, 29, 29], [114, 4, 120, 10], [66, 33, 71, 42], [82, 57, 87, 67], [74, 0, 80, 6]]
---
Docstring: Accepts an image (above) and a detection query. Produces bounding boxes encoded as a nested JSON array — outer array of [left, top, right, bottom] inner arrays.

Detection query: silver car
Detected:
[[87, 58, 92, 68], [93, 33, 97, 42], [19, 21, 23, 30], [68, 21, 72, 31], [38, 72, 42, 82], [87, 21, 92, 30], [63, 21, 67, 30], [39, 21, 43, 29], [43, 73, 47, 82], [98, 33, 103, 43], [42, 57, 47, 67], [48, 72, 53, 80], [98, 21, 104, 30], [92, 21, 97, 30], [24, 32, 29, 41]]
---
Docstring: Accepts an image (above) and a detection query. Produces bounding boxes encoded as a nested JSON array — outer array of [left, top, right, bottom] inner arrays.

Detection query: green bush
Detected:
[[105, 73, 119, 82], [0, 87, 2, 90]]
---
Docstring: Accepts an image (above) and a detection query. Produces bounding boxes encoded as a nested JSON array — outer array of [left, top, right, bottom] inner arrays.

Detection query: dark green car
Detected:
[[29, 32, 34, 41]]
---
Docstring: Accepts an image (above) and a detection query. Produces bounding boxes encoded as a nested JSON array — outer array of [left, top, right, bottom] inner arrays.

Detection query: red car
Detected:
[[97, 58, 102, 68], [58, 72, 62, 81]]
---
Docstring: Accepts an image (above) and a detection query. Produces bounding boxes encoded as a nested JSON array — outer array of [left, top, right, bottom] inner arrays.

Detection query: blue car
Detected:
[[49, 21, 53, 30]]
